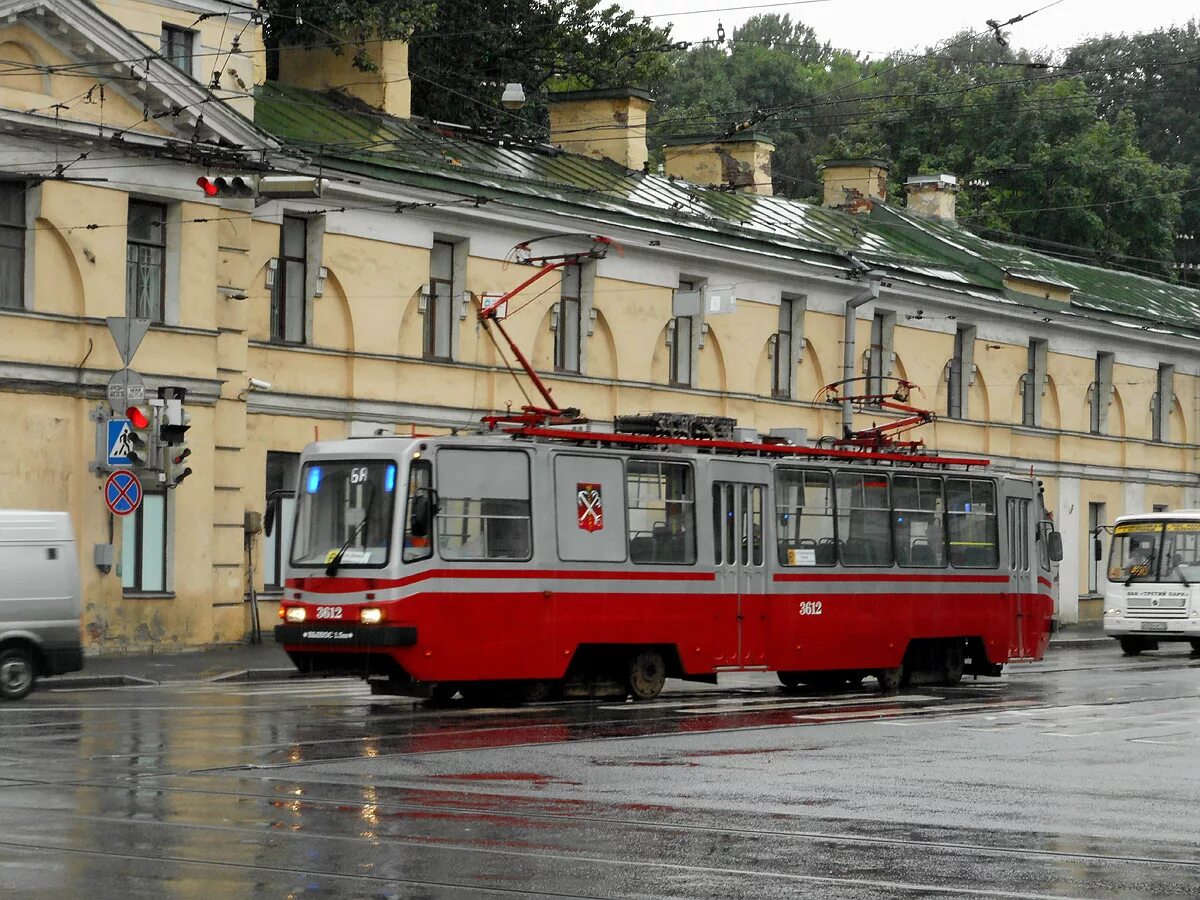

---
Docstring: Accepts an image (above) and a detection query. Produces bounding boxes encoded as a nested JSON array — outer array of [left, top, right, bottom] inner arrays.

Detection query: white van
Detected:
[[0, 510, 83, 699]]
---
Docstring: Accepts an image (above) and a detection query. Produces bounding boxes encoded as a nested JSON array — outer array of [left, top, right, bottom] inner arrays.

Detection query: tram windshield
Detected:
[[291, 460, 397, 568], [1109, 521, 1200, 584]]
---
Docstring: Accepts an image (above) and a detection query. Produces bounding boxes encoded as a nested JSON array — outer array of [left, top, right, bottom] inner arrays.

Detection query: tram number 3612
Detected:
[[798, 601, 823, 616]]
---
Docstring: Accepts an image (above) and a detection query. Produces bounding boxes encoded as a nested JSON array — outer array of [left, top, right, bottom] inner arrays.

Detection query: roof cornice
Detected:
[[0, 0, 275, 150]]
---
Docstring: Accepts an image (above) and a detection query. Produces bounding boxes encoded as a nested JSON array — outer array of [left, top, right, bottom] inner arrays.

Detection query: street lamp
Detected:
[[501, 83, 527, 110]]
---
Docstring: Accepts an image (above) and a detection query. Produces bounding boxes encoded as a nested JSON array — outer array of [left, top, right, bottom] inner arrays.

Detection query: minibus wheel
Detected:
[[0, 647, 35, 701], [1118, 637, 1149, 656]]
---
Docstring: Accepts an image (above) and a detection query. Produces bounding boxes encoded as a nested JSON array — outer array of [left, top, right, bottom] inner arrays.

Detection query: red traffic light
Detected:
[[125, 405, 150, 429], [196, 176, 219, 197]]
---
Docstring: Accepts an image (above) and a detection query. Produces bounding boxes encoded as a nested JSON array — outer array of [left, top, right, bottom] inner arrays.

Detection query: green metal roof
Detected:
[[256, 82, 1200, 336], [898, 212, 1200, 335], [255, 83, 973, 277]]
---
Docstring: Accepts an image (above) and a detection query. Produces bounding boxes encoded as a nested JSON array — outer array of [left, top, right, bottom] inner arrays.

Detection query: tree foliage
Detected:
[[265, 0, 673, 131], [654, 22, 1188, 278], [831, 33, 1185, 277], [263, 4, 1194, 277], [650, 15, 865, 197], [1064, 22, 1200, 282]]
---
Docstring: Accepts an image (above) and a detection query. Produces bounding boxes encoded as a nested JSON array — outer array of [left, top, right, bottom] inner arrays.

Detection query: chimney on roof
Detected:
[[662, 133, 775, 196], [276, 37, 410, 119], [819, 158, 889, 214], [545, 88, 653, 171], [905, 173, 959, 221]]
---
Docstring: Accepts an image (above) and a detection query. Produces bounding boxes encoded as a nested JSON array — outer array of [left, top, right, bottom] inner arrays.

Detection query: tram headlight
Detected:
[[360, 607, 383, 625], [285, 607, 307, 623]]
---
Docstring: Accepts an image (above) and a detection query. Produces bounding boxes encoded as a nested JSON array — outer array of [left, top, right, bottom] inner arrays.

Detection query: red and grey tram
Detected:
[[273, 416, 1061, 702]]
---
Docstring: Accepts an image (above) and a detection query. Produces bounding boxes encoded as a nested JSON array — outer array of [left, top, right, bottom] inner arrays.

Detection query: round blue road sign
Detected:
[[104, 469, 143, 516]]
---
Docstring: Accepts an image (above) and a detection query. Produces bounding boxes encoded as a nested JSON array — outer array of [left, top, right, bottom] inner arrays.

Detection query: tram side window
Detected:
[[435, 449, 532, 561], [627, 460, 695, 564], [775, 468, 836, 565], [835, 473, 893, 566], [893, 476, 946, 567], [946, 478, 999, 568], [402, 460, 433, 562]]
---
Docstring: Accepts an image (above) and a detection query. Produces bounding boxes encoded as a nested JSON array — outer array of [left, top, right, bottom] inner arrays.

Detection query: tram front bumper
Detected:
[[274, 624, 417, 647]]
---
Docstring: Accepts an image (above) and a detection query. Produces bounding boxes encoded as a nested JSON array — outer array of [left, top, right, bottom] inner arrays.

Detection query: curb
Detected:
[[207, 668, 300, 683], [38, 674, 158, 690], [1049, 638, 1113, 650], [38, 668, 299, 692]]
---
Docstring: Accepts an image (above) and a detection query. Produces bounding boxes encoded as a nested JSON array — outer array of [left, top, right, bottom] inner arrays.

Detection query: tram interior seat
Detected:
[[630, 534, 654, 563], [630, 524, 689, 563], [816, 537, 839, 565], [906, 540, 939, 566]]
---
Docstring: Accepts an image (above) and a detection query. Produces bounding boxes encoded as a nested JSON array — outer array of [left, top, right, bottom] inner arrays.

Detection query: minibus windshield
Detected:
[[1109, 521, 1200, 585]]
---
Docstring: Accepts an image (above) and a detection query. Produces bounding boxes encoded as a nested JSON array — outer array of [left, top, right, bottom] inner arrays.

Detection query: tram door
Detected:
[[712, 465, 769, 667], [1006, 492, 1035, 659]]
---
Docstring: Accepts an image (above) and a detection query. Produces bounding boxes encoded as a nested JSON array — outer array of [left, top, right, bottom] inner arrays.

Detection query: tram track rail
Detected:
[[0, 786, 1193, 900]]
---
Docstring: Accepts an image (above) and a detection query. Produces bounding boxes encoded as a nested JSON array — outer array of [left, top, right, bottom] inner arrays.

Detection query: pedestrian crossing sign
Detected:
[[107, 418, 133, 466]]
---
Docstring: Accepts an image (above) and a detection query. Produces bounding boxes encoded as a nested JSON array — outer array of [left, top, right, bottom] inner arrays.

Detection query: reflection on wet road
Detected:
[[2, 646, 1199, 898]]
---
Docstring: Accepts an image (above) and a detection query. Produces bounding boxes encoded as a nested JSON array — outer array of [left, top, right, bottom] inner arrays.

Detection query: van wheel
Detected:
[[0, 648, 35, 701], [627, 650, 666, 701]]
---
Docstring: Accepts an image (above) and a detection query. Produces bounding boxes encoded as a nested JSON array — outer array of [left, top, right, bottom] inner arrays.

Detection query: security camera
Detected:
[[248, 378, 273, 391]]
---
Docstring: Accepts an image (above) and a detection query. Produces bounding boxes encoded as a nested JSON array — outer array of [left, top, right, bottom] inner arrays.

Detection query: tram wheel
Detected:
[[940, 644, 965, 686], [800, 672, 848, 691], [876, 667, 903, 695], [627, 650, 667, 701], [458, 682, 503, 705], [427, 684, 458, 705], [777, 671, 803, 690], [522, 680, 560, 703]]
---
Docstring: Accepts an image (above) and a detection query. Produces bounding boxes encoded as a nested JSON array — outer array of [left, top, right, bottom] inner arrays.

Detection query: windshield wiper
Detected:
[[1125, 553, 1155, 585], [326, 485, 376, 577]]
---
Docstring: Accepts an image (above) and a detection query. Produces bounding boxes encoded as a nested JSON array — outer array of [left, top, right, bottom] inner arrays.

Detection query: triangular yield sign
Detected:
[[106, 316, 150, 367]]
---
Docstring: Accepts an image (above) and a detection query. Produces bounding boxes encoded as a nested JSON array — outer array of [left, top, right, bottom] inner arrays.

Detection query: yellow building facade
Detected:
[[1, 0, 1197, 654]]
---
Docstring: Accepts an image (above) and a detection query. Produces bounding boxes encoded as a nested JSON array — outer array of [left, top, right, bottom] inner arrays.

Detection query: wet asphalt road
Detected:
[[2, 645, 1199, 899]]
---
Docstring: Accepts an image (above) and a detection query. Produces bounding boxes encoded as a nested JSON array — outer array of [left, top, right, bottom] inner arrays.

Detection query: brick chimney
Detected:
[[276, 38, 410, 118], [545, 88, 653, 171], [819, 158, 889, 213], [662, 133, 775, 196], [904, 173, 959, 221]]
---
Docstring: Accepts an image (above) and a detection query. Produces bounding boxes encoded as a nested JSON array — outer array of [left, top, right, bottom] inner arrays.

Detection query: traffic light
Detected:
[[257, 175, 325, 199], [166, 446, 193, 487], [124, 403, 156, 469], [158, 387, 192, 488], [196, 175, 255, 198], [196, 175, 326, 200]]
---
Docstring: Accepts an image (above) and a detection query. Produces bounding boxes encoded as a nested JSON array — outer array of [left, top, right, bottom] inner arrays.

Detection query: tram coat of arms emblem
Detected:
[[577, 483, 603, 532]]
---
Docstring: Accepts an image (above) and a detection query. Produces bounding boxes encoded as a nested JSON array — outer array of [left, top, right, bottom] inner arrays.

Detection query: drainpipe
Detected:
[[842, 270, 884, 437]]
